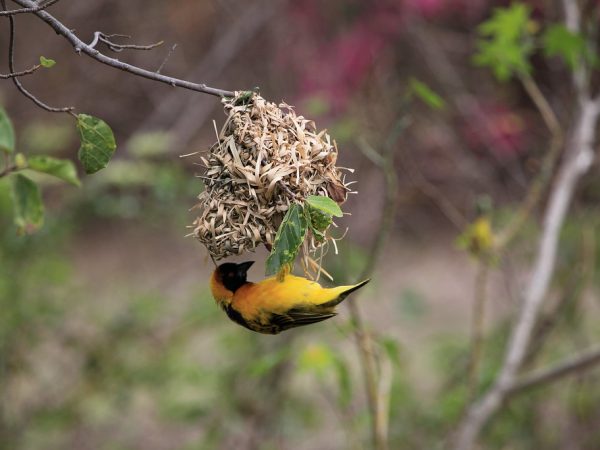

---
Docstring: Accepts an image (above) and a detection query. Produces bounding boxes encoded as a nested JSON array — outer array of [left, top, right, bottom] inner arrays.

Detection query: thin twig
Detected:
[[88, 31, 164, 53], [0, 0, 59, 16], [0, 63, 40, 78], [466, 261, 489, 402], [11, 0, 235, 98], [507, 344, 600, 395], [349, 128, 401, 450], [495, 76, 564, 249], [1, 0, 75, 114], [156, 43, 177, 74]]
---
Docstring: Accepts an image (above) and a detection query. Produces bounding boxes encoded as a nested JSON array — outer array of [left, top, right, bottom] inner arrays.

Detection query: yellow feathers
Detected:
[[210, 261, 370, 334]]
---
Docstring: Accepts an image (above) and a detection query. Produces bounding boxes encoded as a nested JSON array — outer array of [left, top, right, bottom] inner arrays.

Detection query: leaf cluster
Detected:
[[265, 195, 343, 276], [0, 106, 116, 235]]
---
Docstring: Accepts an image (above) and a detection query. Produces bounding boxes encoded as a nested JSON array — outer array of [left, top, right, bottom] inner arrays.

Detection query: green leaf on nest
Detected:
[[0, 106, 15, 154], [76, 114, 117, 174], [28, 155, 80, 186], [265, 203, 307, 276], [9, 173, 44, 235], [305, 195, 343, 217]]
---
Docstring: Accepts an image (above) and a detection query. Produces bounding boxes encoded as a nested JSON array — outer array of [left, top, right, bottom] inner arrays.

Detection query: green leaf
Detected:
[[76, 114, 117, 174], [305, 195, 343, 217], [542, 24, 588, 70], [305, 205, 333, 242], [39, 56, 56, 68], [474, 3, 534, 81], [0, 106, 15, 153], [9, 173, 44, 235], [409, 78, 446, 110], [27, 155, 80, 186], [265, 203, 308, 276]]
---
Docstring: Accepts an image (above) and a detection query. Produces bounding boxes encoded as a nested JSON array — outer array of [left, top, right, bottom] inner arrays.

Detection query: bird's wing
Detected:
[[269, 307, 337, 332]]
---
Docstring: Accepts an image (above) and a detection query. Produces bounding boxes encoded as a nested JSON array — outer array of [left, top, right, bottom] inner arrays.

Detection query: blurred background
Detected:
[[1, 0, 600, 449]]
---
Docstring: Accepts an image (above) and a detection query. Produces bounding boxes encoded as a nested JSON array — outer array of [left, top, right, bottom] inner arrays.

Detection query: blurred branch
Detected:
[[508, 344, 600, 395], [0, 63, 40, 78], [399, 148, 468, 231], [0, 0, 59, 16], [495, 76, 564, 249], [348, 123, 402, 450], [454, 93, 600, 450], [136, 0, 279, 148], [1, 0, 75, 114], [466, 261, 489, 402], [9, 0, 236, 98]]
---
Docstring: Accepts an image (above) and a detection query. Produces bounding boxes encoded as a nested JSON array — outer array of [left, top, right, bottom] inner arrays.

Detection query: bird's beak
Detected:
[[237, 261, 254, 277]]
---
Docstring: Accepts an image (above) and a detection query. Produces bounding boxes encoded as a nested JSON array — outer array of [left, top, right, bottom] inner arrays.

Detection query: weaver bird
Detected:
[[210, 261, 370, 334]]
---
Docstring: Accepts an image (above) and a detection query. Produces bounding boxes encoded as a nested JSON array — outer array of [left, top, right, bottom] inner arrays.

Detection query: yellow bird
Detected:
[[210, 261, 370, 334]]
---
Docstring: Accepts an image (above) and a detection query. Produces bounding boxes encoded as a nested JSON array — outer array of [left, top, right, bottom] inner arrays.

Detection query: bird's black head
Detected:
[[216, 261, 254, 293]]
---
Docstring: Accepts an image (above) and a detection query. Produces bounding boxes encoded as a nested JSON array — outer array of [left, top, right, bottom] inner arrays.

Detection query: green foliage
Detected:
[[542, 24, 592, 70], [9, 173, 44, 235], [27, 155, 80, 186], [76, 114, 117, 174], [266, 196, 343, 275], [409, 78, 446, 110], [305, 195, 343, 217], [474, 3, 533, 81], [39, 56, 56, 68], [265, 203, 308, 276], [0, 106, 15, 153]]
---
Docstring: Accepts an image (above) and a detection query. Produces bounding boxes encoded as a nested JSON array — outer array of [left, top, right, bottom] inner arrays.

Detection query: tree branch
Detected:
[[10, 0, 235, 98], [0, 0, 59, 16], [349, 123, 403, 450], [1, 0, 74, 114], [0, 63, 40, 78], [453, 98, 600, 450], [508, 344, 600, 395]]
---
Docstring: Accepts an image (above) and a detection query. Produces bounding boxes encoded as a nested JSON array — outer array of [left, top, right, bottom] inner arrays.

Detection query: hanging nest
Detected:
[[191, 92, 352, 262]]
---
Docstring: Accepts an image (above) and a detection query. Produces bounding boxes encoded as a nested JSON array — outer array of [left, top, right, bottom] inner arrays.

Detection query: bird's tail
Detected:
[[322, 278, 371, 308]]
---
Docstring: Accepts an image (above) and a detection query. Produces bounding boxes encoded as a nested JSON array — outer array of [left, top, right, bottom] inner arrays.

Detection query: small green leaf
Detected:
[[0, 106, 15, 153], [305, 195, 343, 217], [265, 203, 308, 276], [305, 205, 333, 242], [39, 56, 56, 68], [409, 78, 446, 110], [27, 155, 80, 186], [9, 173, 44, 235], [542, 24, 589, 70], [473, 3, 534, 81], [76, 114, 117, 174]]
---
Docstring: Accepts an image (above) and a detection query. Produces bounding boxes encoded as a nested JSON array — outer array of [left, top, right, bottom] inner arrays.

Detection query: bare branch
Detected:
[[0, 63, 40, 78], [454, 98, 600, 450], [11, 0, 235, 98], [1, 0, 75, 114], [88, 31, 164, 53], [0, 0, 59, 16], [508, 344, 600, 395]]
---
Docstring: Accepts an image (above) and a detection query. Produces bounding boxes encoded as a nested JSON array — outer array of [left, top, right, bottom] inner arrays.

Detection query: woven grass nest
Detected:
[[192, 92, 353, 264]]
